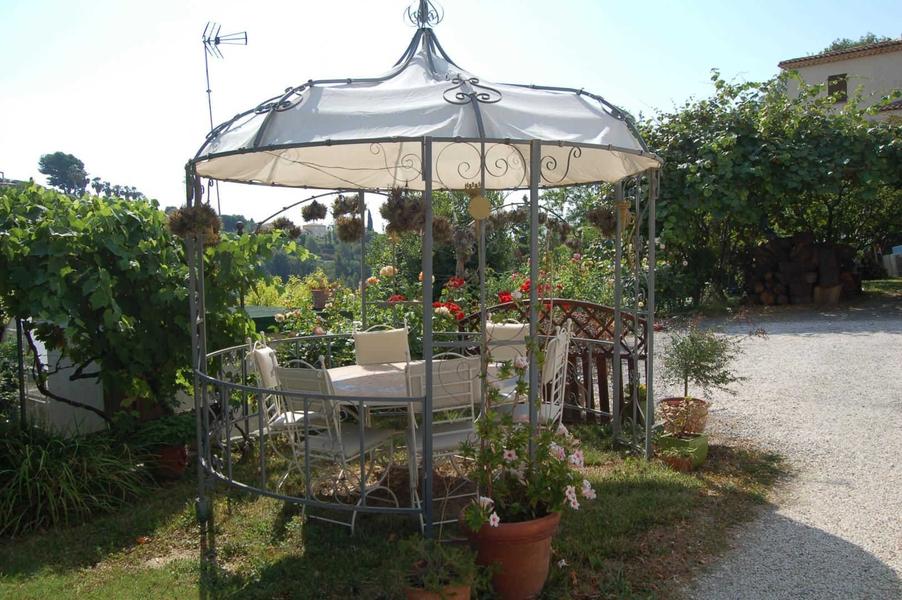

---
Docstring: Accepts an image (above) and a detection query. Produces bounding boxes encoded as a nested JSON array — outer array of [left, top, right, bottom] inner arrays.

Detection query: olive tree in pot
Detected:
[[398, 538, 477, 600], [658, 326, 743, 469], [459, 360, 595, 599]]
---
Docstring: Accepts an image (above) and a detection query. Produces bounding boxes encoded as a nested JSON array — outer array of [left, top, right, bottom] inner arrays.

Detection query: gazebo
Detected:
[[185, 0, 661, 542]]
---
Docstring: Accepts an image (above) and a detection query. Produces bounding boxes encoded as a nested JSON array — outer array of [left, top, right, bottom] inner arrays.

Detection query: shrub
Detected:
[[129, 412, 196, 450], [0, 424, 147, 536], [0, 342, 19, 425]]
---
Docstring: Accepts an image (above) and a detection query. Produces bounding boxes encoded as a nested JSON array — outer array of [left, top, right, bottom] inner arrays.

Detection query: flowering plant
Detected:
[[459, 361, 595, 530]]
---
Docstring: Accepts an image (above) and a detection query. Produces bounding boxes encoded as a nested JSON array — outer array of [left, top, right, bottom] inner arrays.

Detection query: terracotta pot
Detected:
[[311, 288, 330, 310], [659, 397, 708, 435], [154, 444, 188, 479], [465, 512, 560, 599], [662, 454, 693, 472], [404, 584, 471, 600], [656, 434, 709, 468]]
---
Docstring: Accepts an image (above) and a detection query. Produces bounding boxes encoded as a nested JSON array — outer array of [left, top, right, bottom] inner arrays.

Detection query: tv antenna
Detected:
[[201, 22, 247, 214]]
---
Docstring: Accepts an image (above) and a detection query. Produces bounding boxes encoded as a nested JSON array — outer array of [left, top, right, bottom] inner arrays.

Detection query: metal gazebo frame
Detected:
[[184, 0, 661, 547]]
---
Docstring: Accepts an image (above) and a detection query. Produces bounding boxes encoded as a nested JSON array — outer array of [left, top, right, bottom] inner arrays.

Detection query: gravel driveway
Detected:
[[682, 297, 902, 599]]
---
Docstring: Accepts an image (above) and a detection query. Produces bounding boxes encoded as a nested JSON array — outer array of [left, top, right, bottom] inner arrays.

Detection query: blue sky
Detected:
[[1, 0, 899, 222]]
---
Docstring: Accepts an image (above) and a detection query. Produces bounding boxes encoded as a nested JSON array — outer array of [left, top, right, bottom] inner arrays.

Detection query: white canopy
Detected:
[[193, 15, 660, 190]]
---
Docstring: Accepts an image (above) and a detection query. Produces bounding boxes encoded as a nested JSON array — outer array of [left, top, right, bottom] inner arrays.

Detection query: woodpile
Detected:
[[746, 233, 861, 306]]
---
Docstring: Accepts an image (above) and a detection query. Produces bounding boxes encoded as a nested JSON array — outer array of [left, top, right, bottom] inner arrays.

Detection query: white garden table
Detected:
[[328, 360, 518, 404]]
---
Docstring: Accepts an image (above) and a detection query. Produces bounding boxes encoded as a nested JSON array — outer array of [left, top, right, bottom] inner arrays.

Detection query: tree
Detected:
[[0, 184, 289, 420], [821, 33, 893, 54], [640, 71, 901, 309], [38, 152, 87, 195]]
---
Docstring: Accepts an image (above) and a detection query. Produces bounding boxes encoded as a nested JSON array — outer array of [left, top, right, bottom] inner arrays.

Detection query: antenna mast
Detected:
[[201, 22, 247, 214]]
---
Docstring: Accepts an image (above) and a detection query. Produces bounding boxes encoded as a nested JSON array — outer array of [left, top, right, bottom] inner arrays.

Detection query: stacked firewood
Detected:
[[746, 233, 860, 305]]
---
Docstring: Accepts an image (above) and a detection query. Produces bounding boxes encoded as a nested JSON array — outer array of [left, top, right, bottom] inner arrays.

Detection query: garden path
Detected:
[[682, 297, 902, 599]]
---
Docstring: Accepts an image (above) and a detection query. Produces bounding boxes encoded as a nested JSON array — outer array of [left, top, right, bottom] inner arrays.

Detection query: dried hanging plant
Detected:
[[380, 187, 424, 236], [586, 206, 617, 238], [301, 199, 328, 222], [332, 194, 359, 218], [167, 204, 221, 246], [432, 215, 453, 245], [270, 216, 302, 239], [335, 215, 364, 243], [453, 225, 477, 262]]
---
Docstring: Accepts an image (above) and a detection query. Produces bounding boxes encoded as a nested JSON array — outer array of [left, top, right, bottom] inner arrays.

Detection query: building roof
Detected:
[[778, 39, 902, 70]]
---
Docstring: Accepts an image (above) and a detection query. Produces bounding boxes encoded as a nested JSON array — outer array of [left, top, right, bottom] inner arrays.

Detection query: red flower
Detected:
[[498, 291, 513, 304], [454, 311, 465, 321], [519, 279, 531, 293], [446, 276, 466, 289], [432, 301, 442, 308], [388, 294, 406, 303], [445, 302, 461, 313]]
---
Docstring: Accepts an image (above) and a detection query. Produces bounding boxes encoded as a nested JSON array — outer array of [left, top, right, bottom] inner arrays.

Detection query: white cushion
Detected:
[[486, 322, 528, 363], [353, 327, 410, 365], [252, 346, 281, 388]]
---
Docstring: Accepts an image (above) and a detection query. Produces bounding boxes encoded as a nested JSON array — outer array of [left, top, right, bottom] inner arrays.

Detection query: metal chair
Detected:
[[249, 342, 399, 533], [405, 353, 481, 528], [509, 320, 573, 427], [353, 323, 411, 365]]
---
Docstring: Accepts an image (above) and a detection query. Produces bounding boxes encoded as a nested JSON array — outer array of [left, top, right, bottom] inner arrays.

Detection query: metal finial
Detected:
[[406, 0, 443, 28]]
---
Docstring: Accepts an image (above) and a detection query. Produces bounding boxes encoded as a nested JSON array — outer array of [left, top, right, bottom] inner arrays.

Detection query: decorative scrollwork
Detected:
[[434, 142, 526, 190], [370, 143, 423, 185], [442, 76, 502, 105], [406, 0, 443, 28], [540, 146, 582, 184]]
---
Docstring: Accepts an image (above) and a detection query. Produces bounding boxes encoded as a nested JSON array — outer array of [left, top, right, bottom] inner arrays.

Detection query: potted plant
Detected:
[[304, 270, 332, 310], [167, 204, 221, 245], [459, 361, 595, 599], [399, 538, 476, 600], [657, 326, 742, 469], [131, 412, 196, 479], [301, 199, 328, 222]]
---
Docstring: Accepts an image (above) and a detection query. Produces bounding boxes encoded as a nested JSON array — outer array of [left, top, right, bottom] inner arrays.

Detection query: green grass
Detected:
[[863, 277, 902, 298], [0, 438, 784, 600]]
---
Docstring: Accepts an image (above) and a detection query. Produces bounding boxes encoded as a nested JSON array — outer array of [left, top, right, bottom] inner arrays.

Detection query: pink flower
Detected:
[[513, 356, 528, 370], [488, 512, 501, 527], [581, 479, 596, 500], [569, 449, 584, 468], [503, 449, 518, 463], [477, 496, 494, 509], [550, 442, 566, 461], [569, 497, 580, 510], [564, 485, 577, 502], [556, 423, 570, 437]]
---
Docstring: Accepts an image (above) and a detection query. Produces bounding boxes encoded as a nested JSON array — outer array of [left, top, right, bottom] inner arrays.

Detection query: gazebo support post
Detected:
[[359, 191, 368, 328], [15, 318, 26, 431], [527, 140, 541, 460], [611, 181, 624, 440], [186, 166, 216, 565], [421, 137, 434, 537], [645, 170, 657, 459]]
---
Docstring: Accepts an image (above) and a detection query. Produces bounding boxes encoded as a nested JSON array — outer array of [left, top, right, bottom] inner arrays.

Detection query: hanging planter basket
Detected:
[[380, 187, 424, 237], [586, 206, 616, 238], [301, 199, 328, 222], [335, 215, 364, 243], [332, 194, 359, 218], [270, 216, 302, 239], [167, 204, 221, 246]]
